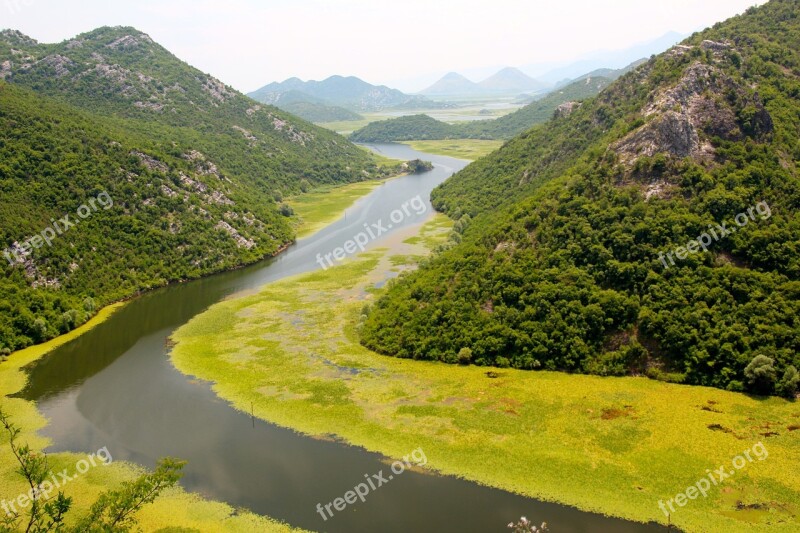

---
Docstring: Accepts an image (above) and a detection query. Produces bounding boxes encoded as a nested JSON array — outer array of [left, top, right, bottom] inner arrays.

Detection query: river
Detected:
[[16, 143, 665, 532]]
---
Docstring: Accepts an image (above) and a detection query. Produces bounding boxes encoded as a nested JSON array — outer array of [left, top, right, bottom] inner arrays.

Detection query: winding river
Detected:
[[17, 144, 665, 532]]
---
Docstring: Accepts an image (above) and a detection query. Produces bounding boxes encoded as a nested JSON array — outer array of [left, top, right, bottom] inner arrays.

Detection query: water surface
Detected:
[[19, 144, 665, 532]]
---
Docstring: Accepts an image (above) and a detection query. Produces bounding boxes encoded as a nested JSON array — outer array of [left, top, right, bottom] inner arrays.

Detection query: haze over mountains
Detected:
[[351, 60, 640, 142], [248, 75, 446, 116], [421, 67, 547, 97]]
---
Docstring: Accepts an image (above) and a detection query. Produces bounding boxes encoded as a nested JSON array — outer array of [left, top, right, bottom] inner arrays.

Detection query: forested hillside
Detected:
[[349, 76, 613, 142], [0, 27, 379, 193], [0, 28, 393, 353], [361, 0, 800, 397]]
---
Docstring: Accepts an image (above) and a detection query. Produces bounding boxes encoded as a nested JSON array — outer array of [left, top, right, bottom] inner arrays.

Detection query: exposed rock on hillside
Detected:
[[554, 101, 581, 119], [613, 52, 773, 166]]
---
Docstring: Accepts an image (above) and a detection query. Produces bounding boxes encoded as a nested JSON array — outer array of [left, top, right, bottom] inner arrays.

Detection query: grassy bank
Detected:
[[401, 139, 503, 160], [287, 180, 390, 239], [171, 215, 800, 533], [0, 282, 302, 532]]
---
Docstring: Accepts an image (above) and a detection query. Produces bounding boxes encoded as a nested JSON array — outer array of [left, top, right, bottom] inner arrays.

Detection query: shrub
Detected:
[[744, 355, 777, 395], [776, 366, 799, 399]]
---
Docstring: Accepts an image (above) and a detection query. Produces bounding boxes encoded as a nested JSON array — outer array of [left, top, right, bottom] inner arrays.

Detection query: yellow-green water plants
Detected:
[[171, 214, 800, 533]]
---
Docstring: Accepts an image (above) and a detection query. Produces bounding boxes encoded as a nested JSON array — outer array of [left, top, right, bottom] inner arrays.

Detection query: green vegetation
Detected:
[[1, 407, 184, 533], [360, 0, 800, 396], [288, 180, 392, 239], [349, 76, 612, 142], [0, 305, 301, 532], [350, 114, 456, 142], [277, 100, 363, 122], [170, 215, 800, 533], [250, 89, 364, 122], [0, 27, 396, 352], [402, 140, 505, 160]]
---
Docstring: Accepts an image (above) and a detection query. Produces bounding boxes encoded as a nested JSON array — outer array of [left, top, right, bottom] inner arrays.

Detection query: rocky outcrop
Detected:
[[614, 110, 705, 163], [613, 58, 773, 166], [199, 76, 235, 103], [554, 101, 581, 119], [38, 54, 74, 78], [0, 30, 38, 47], [106, 34, 153, 50], [133, 101, 164, 112], [215, 221, 256, 249], [131, 151, 169, 173]]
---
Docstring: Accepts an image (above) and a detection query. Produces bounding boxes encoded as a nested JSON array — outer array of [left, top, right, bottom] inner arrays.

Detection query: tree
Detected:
[[31, 319, 48, 343], [279, 204, 294, 217], [776, 366, 799, 399], [744, 355, 777, 395], [0, 408, 185, 533]]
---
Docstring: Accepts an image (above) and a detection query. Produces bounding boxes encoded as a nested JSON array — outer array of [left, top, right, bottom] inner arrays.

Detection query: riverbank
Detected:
[[400, 139, 504, 160], [0, 308, 303, 532], [288, 179, 394, 239], [170, 215, 800, 533], [0, 145, 436, 532]]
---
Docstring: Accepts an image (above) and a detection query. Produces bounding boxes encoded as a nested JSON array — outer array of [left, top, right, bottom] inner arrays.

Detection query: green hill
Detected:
[[349, 75, 613, 142], [0, 28, 393, 353], [360, 0, 800, 397], [350, 114, 457, 142], [279, 100, 362, 122], [250, 89, 363, 122]]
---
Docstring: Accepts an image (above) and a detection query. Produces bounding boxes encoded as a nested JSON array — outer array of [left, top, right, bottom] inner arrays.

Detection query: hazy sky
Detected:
[[1, 0, 767, 92]]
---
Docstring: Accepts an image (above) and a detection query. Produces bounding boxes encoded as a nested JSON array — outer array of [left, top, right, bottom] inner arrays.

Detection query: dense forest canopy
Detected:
[[361, 0, 800, 397]]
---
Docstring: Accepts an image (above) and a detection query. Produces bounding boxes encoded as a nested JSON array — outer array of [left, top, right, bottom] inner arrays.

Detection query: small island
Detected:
[[404, 159, 434, 173]]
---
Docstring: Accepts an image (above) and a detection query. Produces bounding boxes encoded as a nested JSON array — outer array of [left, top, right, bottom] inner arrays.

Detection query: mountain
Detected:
[[350, 74, 613, 142], [529, 31, 687, 85], [551, 58, 648, 91], [263, 90, 362, 122], [276, 101, 363, 122], [248, 75, 438, 112], [350, 114, 456, 143], [420, 72, 483, 96], [0, 27, 395, 352], [360, 0, 800, 398], [478, 67, 547, 94]]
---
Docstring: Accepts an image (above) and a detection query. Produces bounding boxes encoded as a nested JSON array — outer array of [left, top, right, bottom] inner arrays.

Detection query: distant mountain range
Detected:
[[248, 75, 448, 116], [421, 67, 547, 97], [351, 61, 636, 143], [528, 31, 687, 86]]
